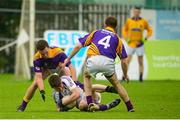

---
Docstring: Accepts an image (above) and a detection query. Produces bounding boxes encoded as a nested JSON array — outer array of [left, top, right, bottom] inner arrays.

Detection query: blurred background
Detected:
[[0, 0, 180, 80]]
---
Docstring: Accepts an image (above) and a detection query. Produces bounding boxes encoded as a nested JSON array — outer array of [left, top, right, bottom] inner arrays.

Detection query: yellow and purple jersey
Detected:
[[122, 17, 153, 48], [79, 27, 127, 60], [33, 47, 71, 73]]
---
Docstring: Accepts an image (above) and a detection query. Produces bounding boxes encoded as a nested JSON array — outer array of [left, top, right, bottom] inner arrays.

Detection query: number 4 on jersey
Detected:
[[98, 35, 111, 49]]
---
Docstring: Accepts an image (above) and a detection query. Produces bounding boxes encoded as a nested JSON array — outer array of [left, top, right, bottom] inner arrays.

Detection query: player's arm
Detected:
[[58, 88, 80, 112], [67, 63, 77, 82], [33, 61, 46, 101], [62, 87, 80, 105], [117, 41, 129, 82], [144, 19, 153, 39], [120, 58, 129, 82], [57, 52, 78, 81], [64, 30, 96, 65], [122, 19, 129, 40], [65, 43, 83, 63], [58, 77, 80, 110]]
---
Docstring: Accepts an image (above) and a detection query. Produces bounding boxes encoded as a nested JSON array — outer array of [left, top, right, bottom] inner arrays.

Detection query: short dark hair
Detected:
[[134, 6, 141, 10], [48, 74, 61, 88], [36, 40, 49, 51], [105, 16, 117, 28]]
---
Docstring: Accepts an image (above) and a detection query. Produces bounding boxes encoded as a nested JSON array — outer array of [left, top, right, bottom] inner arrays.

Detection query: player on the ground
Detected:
[[48, 73, 120, 112], [17, 40, 80, 112], [64, 16, 134, 112], [122, 6, 153, 81]]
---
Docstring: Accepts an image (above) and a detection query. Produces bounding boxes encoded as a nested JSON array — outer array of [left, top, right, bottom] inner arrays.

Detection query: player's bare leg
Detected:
[[92, 84, 117, 93], [105, 73, 134, 112], [17, 70, 50, 112], [83, 70, 93, 105], [78, 99, 88, 111], [17, 81, 38, 112], [138, 56, 144, 82], [24, 81, 38, 101]]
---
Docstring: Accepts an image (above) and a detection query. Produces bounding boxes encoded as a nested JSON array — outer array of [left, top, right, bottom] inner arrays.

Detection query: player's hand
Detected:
[[63, 58, 70, 67], [142, 37, 148, 43], [40, 90, 45, 102]]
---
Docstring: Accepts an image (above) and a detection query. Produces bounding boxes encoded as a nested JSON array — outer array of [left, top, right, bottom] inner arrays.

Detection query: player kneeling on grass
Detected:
[[48, 74, 120, 112]]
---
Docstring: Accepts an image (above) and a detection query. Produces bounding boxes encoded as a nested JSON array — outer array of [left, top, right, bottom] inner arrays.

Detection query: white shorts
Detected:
[[127, 45, 145, 56], [86, 55, 115, 77]]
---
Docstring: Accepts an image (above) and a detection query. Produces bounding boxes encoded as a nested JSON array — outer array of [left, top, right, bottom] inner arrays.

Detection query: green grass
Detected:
[[0, 74, 180, 119]]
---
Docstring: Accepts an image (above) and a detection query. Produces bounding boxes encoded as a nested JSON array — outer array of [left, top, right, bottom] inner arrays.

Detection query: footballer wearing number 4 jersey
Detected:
[[64, 16, 134, 112]]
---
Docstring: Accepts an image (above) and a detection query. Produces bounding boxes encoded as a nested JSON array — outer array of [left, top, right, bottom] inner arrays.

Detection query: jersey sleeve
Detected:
[[56, 53, 71, 67], [33, 59, 43, 72], [122, 19, 129, 39], [79, 30, 96, 46], [120, 44, 128, 59], [33, 52, 43, 72], [61, 76, 76, 91], [116, 38, 128, 59], [144, 19, 153, 38]]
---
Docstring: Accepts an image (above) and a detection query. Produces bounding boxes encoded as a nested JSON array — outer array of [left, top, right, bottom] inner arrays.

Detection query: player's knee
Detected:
[[78, 100, 88, 111], [84, 71, 91, 78], [32, 80, 38, 88]]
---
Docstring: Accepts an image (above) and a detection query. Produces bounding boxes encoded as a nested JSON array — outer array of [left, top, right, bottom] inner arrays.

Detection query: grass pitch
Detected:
[[0, 74, 180, 119]]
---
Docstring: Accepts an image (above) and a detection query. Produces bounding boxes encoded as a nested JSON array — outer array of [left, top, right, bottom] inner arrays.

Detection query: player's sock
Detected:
[[21, 100, 28, 109], [139, 73, 143, 82], [99, 104, 108, 111], [89, 99, 120, 111], [125, 100, 134, 112], [17, 100, 28, 112], [105, 86, 118, 93], [100, 99, 121, 111], [86, 95, 93, 105]]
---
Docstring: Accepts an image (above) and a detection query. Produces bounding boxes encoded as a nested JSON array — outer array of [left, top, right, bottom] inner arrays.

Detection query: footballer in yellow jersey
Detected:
[[122, 6, 153, 81], [17, 40, 79, 112]]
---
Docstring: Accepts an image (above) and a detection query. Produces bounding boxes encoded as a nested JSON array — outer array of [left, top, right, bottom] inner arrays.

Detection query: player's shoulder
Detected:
[[61, 76, 76, 89], [90, 29, 99, 35], [126, 18, 133, 22], [117, 36, 123, 44], [141, 18, 148, 23], [34, 51, 41, 60], [49, 47, 63, 53], [61, 76, 74, 84], [49, 47, 64, 58]]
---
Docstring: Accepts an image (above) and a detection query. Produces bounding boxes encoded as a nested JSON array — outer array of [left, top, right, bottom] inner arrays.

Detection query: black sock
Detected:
[[139, 73, 143, 81], [105, 86, 118, 93], [125, 100, 134, 111]]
